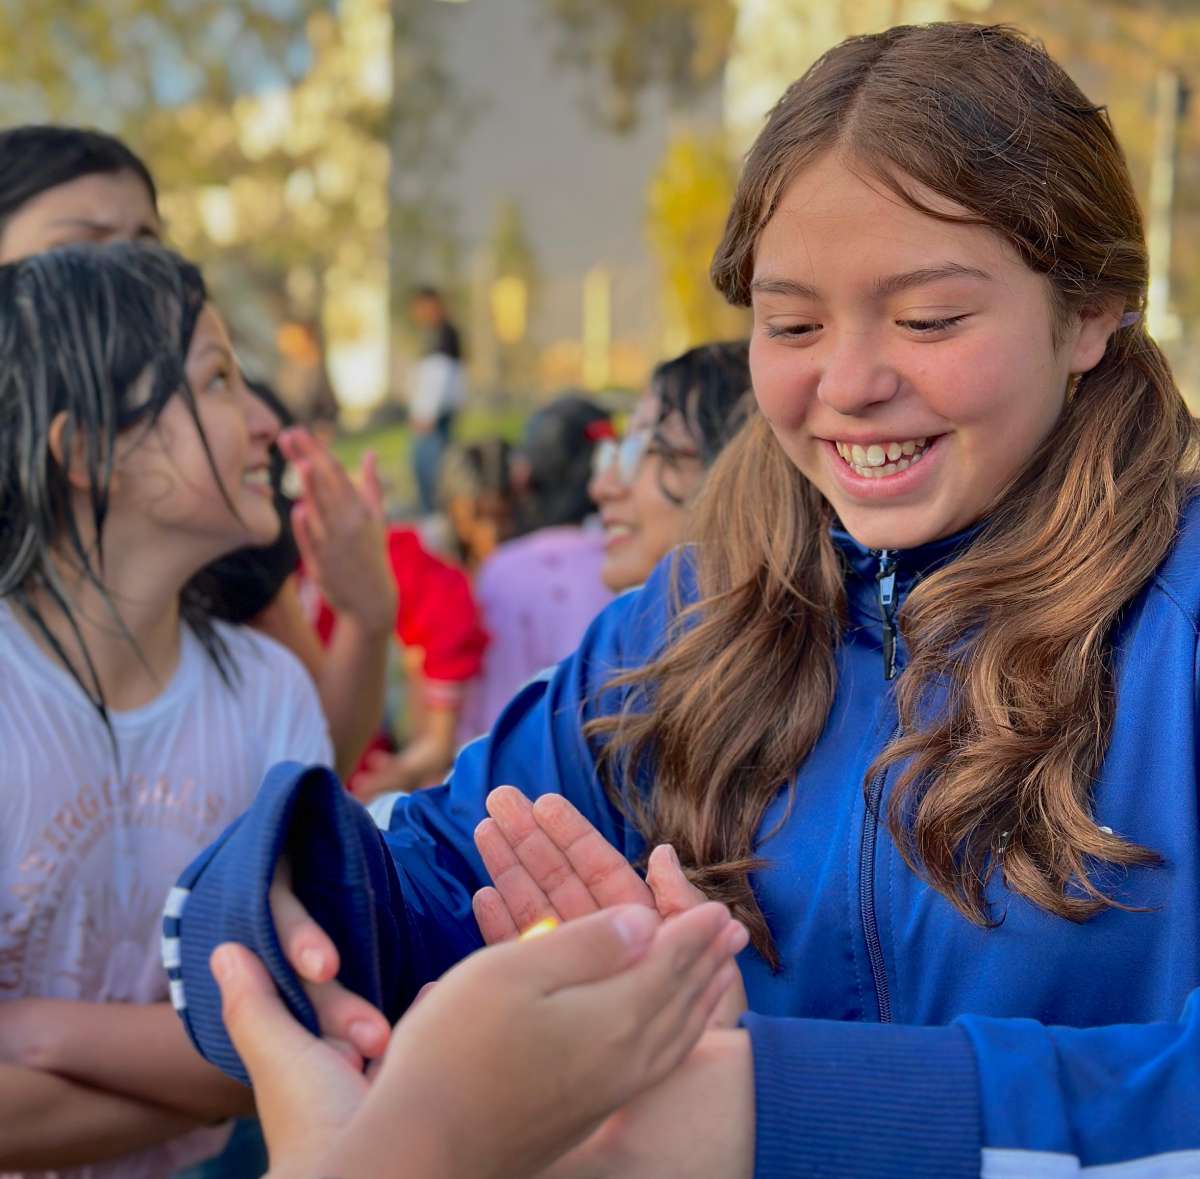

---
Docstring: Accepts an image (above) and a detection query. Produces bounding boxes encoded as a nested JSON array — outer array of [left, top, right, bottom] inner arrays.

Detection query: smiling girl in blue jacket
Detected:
[[168, 22, 1200, 1179]]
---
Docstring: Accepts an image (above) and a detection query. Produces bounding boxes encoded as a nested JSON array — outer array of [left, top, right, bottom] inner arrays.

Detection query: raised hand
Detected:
[[278, 428, 396, 636], [472, 785, 654, 942], [473, 787, 748, 1026]]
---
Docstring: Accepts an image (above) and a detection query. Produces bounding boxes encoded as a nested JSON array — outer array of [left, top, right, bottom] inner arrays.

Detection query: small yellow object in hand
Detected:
[[518, 917, 560, 942]]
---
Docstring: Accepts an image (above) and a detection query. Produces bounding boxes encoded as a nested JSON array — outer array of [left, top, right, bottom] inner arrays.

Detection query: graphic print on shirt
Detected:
[[0, 773, 229, 998]]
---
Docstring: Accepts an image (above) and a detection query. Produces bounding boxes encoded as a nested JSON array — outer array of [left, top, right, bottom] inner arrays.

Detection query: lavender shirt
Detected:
[[458, 526, 613, 743]]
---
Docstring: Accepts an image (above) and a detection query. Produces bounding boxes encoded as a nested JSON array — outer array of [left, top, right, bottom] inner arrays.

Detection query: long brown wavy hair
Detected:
[[587, 23, 1200, 966]]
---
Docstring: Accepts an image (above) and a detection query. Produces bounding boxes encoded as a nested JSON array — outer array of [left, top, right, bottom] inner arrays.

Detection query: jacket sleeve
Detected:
[[742, 989, 1200, 1178], [163, 570, 675, 1084]]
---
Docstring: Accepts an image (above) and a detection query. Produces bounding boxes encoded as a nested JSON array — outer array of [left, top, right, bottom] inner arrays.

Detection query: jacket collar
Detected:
[[829, 520, 985, 672]]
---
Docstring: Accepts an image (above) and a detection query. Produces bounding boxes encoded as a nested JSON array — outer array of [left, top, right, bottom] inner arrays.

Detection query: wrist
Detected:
[[336, 603, 395, 641]]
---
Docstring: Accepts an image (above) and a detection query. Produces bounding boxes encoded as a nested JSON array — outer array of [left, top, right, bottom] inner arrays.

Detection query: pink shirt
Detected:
[[458, 527, 612, 743]]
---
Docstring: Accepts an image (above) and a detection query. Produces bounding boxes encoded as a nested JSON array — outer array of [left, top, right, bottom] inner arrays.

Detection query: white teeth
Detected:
[[833, 435, 933, 478], [242, 470, 270, 487]]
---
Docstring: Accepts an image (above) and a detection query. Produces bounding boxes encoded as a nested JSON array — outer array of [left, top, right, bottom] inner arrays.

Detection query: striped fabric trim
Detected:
[[161, 884, 191, 1012], [983, 1148, 1200, 1177]]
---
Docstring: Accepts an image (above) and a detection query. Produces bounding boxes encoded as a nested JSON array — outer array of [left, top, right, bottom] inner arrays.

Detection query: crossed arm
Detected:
[[0, 996, 253, 1167]]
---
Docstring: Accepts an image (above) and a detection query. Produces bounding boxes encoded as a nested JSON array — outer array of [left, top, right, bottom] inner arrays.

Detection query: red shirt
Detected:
[[312, 526, 488, 708]]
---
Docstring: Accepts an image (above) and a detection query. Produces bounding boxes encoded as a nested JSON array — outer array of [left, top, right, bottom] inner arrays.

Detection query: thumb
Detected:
[[212, 942, 319, 1082], [646, 844, 708, 919], [511, 904, 660, 996]]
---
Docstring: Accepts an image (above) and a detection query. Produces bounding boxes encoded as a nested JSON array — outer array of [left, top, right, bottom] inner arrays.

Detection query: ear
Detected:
[[1067, 298, 1123, 376], [48, 411, 112, 494]]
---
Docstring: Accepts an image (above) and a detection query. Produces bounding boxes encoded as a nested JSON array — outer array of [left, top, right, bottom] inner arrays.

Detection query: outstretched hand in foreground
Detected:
[[472, 786, 749, 1027], [215, 900, 746, 1179]]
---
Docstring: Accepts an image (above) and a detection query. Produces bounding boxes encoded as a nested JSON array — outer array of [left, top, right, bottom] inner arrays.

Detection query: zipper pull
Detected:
[[875, 549, 899, 681]]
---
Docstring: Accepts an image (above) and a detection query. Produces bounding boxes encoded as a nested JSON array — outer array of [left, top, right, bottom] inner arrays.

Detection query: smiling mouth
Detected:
[[833, 437, 933, 479]]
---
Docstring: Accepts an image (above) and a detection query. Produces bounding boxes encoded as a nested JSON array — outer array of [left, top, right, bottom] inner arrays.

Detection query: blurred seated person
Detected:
[[589, 341, 753, 592], [440, 438, 519, 571], [454, 396, 615, 743]]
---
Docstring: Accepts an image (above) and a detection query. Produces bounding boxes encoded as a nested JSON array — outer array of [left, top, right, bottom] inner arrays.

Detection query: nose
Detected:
[[588, 449, 626, 505], [240, 379, 281, 447], [815, 331, 901, 416]]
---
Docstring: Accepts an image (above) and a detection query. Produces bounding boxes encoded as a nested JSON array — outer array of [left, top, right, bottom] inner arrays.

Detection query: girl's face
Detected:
[[114, 305, 281, 564], [750, 154, 1116, 551], [0, 170, 161, 261], [588, 393, 705, 591]]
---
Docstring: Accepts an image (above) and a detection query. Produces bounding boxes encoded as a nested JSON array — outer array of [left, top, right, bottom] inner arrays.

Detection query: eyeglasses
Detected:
[[591, 428, 652, 484], [591, 428, 702, 505]]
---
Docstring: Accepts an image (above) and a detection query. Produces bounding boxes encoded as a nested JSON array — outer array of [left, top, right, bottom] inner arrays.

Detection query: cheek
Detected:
[[749, 338, 812, 430]]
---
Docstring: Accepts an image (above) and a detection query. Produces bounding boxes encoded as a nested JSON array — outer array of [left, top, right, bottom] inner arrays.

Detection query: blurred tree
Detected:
[[487, 198, 541, 392], [541, 0, 737, 131], [645, 131, 747, 354], [0, 0, 324, 126], [0, 0, 400, 421]]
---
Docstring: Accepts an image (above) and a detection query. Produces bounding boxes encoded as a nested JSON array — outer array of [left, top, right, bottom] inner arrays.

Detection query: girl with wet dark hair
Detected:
[[0, 123, 398, 782], [0, 243, 331, 1176]]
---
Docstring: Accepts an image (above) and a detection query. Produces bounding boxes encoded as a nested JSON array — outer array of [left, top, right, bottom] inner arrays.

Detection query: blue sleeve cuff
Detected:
[[741, 1012, 980, 1179], [163, 761, 413, 1084]]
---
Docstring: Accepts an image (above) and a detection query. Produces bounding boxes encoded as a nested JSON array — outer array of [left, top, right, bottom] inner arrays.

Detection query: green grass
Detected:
[[332, 407, 528, 510]]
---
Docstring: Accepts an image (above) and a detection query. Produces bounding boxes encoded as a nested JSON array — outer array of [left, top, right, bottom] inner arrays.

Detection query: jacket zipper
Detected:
[[860, 548, 901, 1023], [860, 728, 898, 1024], [875, 548, 899, 681]]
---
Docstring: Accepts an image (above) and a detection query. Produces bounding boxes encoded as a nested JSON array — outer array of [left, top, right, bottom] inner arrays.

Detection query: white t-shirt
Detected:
[[0, 602, 333, 1179], [408, 352, 466, 425]]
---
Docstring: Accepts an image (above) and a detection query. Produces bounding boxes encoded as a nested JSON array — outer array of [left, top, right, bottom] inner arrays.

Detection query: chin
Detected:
[[834, 506, 962, 553]]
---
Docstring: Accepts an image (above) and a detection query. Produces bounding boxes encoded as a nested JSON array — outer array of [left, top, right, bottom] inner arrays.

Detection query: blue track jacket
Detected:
[[165, 503, 1200, 1179]]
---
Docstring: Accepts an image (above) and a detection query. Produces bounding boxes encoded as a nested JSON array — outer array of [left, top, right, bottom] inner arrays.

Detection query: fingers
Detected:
[[271, 866, 340, 984], [599, 902, 740, 1028], [359, 450, 384, 517], [300, 975, 390, 1060], [486, 788, 605, 920], [213, 942, 317, 1082], [474, 816, 560, 933], [281, 427, 357, 524], [472, 885, 520, 945], [646, 844, 708, 919], [530, 792, 655, 909], [269, 863, 390, 1058], [505, 904, 661, 995]]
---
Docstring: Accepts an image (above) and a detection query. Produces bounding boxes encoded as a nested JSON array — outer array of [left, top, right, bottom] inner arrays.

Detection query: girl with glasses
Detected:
[[589, 341, 752, 592]]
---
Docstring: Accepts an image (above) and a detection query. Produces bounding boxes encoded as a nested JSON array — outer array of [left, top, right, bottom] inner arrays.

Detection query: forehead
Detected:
[[14, 170, 158, 230], [186, 305, 232, 358], [755, 153, 1017, 287]]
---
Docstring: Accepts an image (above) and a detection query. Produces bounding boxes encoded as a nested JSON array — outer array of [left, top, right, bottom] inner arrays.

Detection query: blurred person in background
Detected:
[[455, 395, 614, 744], [407, 285, 466, 517], [0, 124, 397, 784], [439, 438, 519, 572], [590, 341, 753, 592]]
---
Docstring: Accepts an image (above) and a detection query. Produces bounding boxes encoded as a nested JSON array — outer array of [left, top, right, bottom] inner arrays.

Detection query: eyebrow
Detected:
[[750, 263, 991, 302]]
